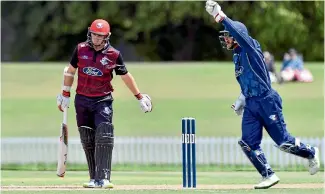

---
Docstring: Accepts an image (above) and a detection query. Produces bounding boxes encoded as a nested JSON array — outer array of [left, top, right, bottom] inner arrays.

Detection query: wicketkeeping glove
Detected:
[[231, 93, 246, 116], [205, 0, 227, 23]]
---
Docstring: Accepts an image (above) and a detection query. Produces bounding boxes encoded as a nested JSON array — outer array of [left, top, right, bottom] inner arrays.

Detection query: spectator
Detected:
[[281, 48, 313, 83], [263, 51, 283, 84]]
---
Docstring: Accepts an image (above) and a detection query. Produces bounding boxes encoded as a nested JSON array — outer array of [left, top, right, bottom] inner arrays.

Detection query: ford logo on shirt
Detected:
[[82, 67, 103, 76]]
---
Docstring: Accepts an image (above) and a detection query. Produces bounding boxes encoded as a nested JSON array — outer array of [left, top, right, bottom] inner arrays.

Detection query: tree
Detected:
[[1, 1, 323, 62]]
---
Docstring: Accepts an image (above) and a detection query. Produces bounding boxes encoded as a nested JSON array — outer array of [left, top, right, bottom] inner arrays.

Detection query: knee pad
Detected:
[[277, 138, 299, 152], [79, 126, 95, 149], [238, 140, 251, 151], [238, 140, 262, 159], [238, 140, 261, 157], [277, 138, 314, 159], [95, 122, 114, 146]]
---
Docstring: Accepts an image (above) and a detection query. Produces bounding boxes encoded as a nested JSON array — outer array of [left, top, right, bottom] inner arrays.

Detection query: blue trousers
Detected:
[[242, 89, 293, 149], [239, 90, 315, 178]]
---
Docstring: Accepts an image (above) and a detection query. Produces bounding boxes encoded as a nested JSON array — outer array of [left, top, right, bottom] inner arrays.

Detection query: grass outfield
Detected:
[[1, 190, 323, 194], [1, 62, 323, 137], [1, 171, 323, 194], [2, 190, 323, 194]]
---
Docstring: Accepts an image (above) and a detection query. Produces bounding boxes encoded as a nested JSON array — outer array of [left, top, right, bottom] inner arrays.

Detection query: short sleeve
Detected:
[[70, 46, 78, 68], [114, 53, 128, 75]]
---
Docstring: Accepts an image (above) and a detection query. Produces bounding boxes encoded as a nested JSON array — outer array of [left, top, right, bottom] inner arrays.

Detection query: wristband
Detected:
[[215, 11, 226, 23], [135, 93, 143, 100], [62, 86, 71, 92], [62, 90, 70, 97]]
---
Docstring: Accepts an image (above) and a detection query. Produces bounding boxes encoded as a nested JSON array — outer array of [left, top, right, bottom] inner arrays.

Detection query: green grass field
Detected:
[[1, 62, 323, 137], [1, 170, 323, 194], [1, 62, 324, 193]]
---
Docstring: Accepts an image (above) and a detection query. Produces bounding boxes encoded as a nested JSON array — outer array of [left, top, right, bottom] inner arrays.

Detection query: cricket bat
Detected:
[[57, 106, 69, 177]]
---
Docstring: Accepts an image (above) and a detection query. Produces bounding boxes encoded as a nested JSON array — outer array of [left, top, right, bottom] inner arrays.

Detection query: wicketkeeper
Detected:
[[205, 0, 320, 189], [56, 19, 153, 189]]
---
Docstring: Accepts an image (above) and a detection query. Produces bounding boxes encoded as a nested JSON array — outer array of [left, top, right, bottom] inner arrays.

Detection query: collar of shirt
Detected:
[[233, 45, 242, 54], [91, 42, 111, 53]]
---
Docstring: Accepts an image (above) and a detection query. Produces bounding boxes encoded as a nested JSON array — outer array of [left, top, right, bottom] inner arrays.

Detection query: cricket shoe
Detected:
[[308, 147, 320, 175], [254, 174, 280, 189], [82, 179, 95, 188], [95, 179, 114, 189]]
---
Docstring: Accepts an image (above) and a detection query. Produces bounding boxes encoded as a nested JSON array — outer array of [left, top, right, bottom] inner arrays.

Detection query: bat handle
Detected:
[[63, 107, 68, 125], [61, 67, 69, 125]]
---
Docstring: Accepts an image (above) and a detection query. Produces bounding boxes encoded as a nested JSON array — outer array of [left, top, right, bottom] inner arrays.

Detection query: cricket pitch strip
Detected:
[[1, 183, 323, 191]]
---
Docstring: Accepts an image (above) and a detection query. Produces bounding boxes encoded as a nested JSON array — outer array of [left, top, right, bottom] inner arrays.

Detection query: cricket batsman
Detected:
[[56, 19, 153, 188], [205, 1, 320, 189]]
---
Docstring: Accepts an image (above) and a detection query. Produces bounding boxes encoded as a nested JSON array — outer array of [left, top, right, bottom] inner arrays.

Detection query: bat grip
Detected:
[[63, 107, 68, 125]]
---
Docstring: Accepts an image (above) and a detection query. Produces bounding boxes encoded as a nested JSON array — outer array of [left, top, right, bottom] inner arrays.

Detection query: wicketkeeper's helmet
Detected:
[[219, 21, 248, 50], [87, 19, 111, 47]]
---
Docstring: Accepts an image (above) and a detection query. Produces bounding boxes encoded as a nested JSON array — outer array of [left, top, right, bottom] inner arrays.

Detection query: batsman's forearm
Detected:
[[121, 73, 141, 95], [62, 65, 76, 92], [63, 77, 74, 91]]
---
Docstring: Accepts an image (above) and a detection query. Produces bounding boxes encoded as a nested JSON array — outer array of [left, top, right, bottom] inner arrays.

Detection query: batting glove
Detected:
[[136, 93, 153, 113], [231, 93, 246, 116], [57, 91, 70, 112], [205, 0, 226, 23]]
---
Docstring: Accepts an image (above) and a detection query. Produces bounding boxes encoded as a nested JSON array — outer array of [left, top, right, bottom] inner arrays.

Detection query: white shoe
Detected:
[[308, 147, 320, 175], [254, 174, 280, 189], [83, 179, 95, 188], [95, 179, 114, 189]]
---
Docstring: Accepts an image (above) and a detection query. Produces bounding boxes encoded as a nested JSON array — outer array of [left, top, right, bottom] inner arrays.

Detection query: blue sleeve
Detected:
[[221, 18, 257, 55]]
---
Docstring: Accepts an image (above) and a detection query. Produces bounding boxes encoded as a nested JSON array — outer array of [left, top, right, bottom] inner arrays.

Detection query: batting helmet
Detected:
[[87, 19, 111, 47]]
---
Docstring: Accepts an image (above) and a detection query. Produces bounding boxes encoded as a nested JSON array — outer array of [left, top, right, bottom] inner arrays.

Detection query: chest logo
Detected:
[[235, 66, 244, 77], [100, 56, 111, 66], [81, 55, 89, 59], [82, 67, 103, 76]]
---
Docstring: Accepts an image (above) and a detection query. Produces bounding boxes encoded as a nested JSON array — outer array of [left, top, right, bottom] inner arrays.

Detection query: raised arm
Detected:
[[205, 0, 258, 55]]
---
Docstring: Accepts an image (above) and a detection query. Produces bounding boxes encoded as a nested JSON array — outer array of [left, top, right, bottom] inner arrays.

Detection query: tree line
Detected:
[[1, 1, 324, 62]]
